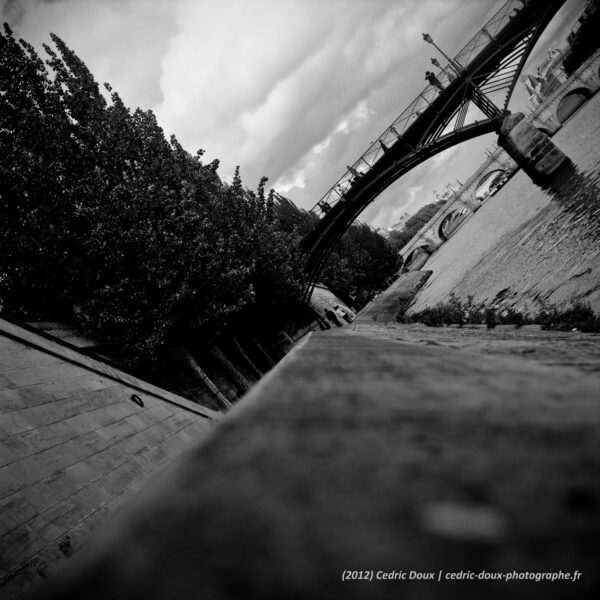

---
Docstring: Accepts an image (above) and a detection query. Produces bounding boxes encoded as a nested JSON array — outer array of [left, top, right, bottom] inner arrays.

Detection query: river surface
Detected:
[[407, 92, 600, 316]]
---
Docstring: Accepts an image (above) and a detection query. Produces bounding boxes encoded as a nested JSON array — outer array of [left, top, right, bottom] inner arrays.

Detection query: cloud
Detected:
[[266, 0, 498, 212], [3, 0, 499, 224], [432, 145, 461, 167], [395, 185, 424, 215], [0, 0, 28, 25], [3, 0, 585, 232], [154, 0, 398, 187], [275, 98, 374, 194], [3, 0, 177, 108]]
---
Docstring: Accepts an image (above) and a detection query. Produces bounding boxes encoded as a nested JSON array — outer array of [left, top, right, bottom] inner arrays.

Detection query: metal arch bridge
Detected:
[[299, 0, 567, 301]]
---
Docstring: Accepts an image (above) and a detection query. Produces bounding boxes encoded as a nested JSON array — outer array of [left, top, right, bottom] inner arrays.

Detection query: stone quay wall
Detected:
[[0, 318, 219, 599]]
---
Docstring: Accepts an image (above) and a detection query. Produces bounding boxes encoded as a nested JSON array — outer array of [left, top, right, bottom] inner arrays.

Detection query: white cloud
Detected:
[[3, 0, 177, 108], [154, 0, 403, 189], [432, 145, 461, 166], [3, 0, 584, 231]]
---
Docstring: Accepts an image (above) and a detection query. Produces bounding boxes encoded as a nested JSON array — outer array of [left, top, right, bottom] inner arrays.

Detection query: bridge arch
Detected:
[[405, 245, 431, 271], [301, 121, 500, 285], [438, 207, 470, 241], [299, 0, 569, 299], [475, 169, 507, 201], [556, 88, 593, 124]]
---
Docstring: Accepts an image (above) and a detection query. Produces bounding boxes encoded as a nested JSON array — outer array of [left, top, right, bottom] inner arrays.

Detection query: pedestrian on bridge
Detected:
[[425, 71, 444, 91]]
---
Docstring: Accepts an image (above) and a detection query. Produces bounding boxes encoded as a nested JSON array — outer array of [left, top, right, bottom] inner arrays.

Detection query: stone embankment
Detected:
[[408, 93, 600, 317]]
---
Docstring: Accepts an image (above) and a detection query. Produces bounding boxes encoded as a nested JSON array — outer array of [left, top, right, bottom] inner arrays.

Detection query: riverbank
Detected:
[[407, 93, 600, 316]]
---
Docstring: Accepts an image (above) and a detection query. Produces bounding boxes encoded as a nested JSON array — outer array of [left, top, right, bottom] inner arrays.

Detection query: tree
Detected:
[[1, 23, 399, 367], [562, 1, 600, 76], [0, 25, 304, 365], [272, 196, 401, 306]]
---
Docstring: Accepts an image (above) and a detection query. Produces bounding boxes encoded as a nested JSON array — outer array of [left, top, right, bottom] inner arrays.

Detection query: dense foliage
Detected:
[[320, 223, 401, 306], [272, 196, 401, 307], [387, 200, 446, 252], [0, 24, 303, 362], [562, 0, 600, 76], [401, 294, 600, 332], [0, 24, 400, 362]]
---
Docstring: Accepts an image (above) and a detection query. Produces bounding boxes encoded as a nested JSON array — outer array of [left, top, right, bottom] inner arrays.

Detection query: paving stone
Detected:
[[0, 494, 38, 537], [0, 562, 43, 600], [13, 425, 73, 458], [40, 376, 113, 401], [5, 364, 83, 388], [0, 320, 216, 599], [95, 419, 138, 443], [0, 413, 36, 436], [124, 412, 153, 429], [0, 319, 218, 420], [0, 374, 14, 390], [0, 349, 62, 373], [0, 525, 44, 577], [0, 389, 29, 414]]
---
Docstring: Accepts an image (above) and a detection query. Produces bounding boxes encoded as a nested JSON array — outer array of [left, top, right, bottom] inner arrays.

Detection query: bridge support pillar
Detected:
[[498, 112, 570, 186]]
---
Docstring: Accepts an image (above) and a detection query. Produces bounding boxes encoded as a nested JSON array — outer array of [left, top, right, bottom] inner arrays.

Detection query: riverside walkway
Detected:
[[35, 289, 600, 599]]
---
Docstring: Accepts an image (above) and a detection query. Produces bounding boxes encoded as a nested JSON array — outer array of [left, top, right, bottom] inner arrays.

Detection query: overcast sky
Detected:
[[2, 0, 586, 230]]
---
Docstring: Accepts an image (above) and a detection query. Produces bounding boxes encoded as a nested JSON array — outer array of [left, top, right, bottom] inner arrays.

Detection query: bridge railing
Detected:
[[313, 68, 462, 215], [314, 65, 468, 214], [454, 0, 524, 70], [310, 0, 526, 217]]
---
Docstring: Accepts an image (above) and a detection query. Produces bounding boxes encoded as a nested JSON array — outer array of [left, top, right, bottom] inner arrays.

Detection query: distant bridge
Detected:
[[400, 47, 600, 270], [299, 0, 568, 300], [400, 147, 518, 270]]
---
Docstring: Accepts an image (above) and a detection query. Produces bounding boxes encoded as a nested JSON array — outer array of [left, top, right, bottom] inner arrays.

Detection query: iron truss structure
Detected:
[[299, 0, 567, 302]]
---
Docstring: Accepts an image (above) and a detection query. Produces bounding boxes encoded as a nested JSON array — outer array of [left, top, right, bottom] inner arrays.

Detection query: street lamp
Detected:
[[422, 32, 464, 74]]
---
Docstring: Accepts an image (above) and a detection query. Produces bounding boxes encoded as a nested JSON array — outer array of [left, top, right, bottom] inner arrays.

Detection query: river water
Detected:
[[407, 92, 600, 316]]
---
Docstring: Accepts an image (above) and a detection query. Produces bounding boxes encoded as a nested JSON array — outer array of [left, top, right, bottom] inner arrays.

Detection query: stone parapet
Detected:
[[33, 322, 600, 600]]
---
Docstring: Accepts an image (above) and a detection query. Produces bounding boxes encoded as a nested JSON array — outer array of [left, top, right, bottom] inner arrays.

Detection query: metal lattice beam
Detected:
[[300, 0, 568, 293]]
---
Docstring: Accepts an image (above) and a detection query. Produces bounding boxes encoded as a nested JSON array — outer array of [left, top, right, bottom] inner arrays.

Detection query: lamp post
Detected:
[[422, 33, 464, 74]]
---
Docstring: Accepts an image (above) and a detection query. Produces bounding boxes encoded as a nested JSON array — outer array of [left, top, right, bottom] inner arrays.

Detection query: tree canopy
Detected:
[[272, 197, 401, 307], [562, 0, 600, 76], [0, 23, 400, 364]]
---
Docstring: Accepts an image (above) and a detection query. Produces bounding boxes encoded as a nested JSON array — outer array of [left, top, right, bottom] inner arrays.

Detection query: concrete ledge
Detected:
[[34, 327, 600, 599]]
